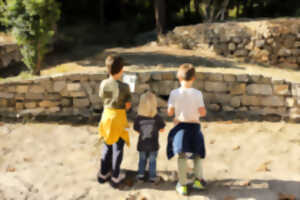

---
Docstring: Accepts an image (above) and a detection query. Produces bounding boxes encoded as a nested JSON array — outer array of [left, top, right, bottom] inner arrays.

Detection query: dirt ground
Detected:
[[0, 121, 299, 200]]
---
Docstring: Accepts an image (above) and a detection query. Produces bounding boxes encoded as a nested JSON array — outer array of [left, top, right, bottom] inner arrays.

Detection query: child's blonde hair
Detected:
[[137, 91, 157, 118]]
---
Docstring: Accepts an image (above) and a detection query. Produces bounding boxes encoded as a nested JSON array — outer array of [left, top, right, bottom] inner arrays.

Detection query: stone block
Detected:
[[238, 107, 248, 112], [53, 81, 66, 92], [151, 72, 163, 80], [292, 83, 300, 96], [261, 96, 285, 106], [18, 108, 44, 116], [16, 85, 29, 93], [16, 102, 24, 110], [261, 107, 287, 116], [229, 83, 246, 95], [67, 83, 81, 91], [67, 74, 89, 81], [73, 98, 90, 108], [223, 74, 236, 82], [241, 96, 261, 106], [273, 84, 290, 95], [246, 84, 272, 95], [69, 91, 86, 97], [39, 100, 60, 108], [0, 99, 7, 107], [45, 107, 60, 113], [0, 92, 14, 98], [138, 72, 151, 83], [236, 74, 249, 82], [215, 94, 231, 105], [250, 75, 262, 82], [286, 98, 295, 107], [44, 94, 61, 101], [228, 43, 236, 51], [204, 81, 228, 92], [234, 49, 248, 57], [230, 96, 241, 107], [207, 104, 221, 111], [7, 86, 16, 92], [150, 81, 179, 95], [61, 98, 72, 107], [90, 95, 101, 105], [39, 79, 53, 92], [195, 72, 205, 80], [202, 93, 214, 104], [25, 93, 44, 100], [207, 73, 223, 81], [260, 77, 272, 84], [88, 73, 107, 81], [15, 94, 25, 100], [30, 85, 45, 93], [223, 105, 234, 112], [135, 84, 150, 94], [194, 81, 204, 90], [25, 102, 37, 109]]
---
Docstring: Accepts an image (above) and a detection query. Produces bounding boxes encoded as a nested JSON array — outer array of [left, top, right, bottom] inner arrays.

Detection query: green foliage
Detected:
[[1, 0, 60, 74]]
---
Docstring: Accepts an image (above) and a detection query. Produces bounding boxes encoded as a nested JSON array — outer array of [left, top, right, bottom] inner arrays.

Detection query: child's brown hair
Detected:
[[177, 63, 195, 81], [105, 55, 124, 75]]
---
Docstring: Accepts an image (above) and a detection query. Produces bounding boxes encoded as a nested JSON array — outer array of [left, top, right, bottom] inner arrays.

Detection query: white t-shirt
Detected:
[[168, 87, 205, 122]]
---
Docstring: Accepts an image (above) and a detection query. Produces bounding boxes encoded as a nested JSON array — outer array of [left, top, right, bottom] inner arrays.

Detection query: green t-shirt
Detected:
[[99, 77, 131, 109]]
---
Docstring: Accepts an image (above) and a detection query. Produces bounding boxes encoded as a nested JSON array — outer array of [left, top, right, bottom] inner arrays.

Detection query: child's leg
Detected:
[[111, 139, 125, 182], [193, 155, 204, 180], [148, 151, 158, 179], [98, 143, 112, 180], [178, 153, 188, 185], [137, 151, 147, 177]]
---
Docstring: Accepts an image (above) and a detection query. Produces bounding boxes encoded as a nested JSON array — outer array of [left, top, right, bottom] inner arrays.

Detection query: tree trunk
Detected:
[[34, 42, 41, 76], [99, 0, 104, 26], [154, 0, 167, 36], [194, 0, 200, 16], [215, 0, 230, 21]]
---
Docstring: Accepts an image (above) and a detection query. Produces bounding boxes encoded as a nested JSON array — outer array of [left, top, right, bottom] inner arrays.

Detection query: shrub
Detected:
[[1, 0, 60, 75]]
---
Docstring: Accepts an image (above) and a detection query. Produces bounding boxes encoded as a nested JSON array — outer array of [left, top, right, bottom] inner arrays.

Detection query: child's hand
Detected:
[[173, 118, 179, 125], [125, 102, 131, 110], [159, 128, 165, 133]]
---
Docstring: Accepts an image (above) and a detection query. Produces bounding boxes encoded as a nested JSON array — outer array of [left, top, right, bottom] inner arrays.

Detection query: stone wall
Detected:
[[162, 18, 300, 70], [1, 71, 300, 121], [0, 43, 21, 69]]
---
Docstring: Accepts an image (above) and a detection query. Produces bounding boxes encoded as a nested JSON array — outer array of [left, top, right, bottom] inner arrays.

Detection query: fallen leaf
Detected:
[[279, 193, 296, 200], [24, 157, 32, 162], [256, 161, 272, 172], [6, 166, 16, 172], [233, 145, 240, 151]]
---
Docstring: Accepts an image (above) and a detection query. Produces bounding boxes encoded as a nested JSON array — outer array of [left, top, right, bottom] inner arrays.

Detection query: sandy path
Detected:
[[0, 121, 299, 200]]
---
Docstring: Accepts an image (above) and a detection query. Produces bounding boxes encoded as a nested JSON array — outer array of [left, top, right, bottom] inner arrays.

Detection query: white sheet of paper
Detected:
[[123, 74, 137, 93]]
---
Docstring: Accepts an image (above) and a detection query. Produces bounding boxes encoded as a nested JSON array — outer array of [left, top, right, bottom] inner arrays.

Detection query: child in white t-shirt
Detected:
[[167, 63, 207, 196]]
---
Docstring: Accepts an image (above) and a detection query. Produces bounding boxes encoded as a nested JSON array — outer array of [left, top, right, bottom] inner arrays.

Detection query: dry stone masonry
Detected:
[[0, 42, 21, 69], [162, 18, 300, 70], [0, 71, 300, 121]]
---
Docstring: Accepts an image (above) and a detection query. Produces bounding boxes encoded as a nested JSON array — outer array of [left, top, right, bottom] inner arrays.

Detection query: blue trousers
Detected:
[[138, 151, 158, 179]]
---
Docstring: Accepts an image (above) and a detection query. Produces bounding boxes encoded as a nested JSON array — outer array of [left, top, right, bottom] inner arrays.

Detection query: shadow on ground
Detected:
[[119, 172, 300, 200]]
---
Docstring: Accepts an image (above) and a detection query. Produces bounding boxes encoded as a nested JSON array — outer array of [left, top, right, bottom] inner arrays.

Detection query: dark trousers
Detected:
[[100, 139, 125, 179]]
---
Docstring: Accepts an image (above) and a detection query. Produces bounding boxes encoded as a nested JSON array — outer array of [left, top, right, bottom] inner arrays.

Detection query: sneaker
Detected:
[[176, 182, 188, 196], [192, 179, 207, 190], [97, 171, 111, 184], [149, 176, 160, 183], [136, 174, 145, 181], [111, 172, 126, 185]]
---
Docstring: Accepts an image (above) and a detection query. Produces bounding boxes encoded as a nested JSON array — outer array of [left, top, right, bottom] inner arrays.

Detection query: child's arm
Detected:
[[159, 128, 165, 133], [167, 107, 175, 117], [198, 107, 206, 117]]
